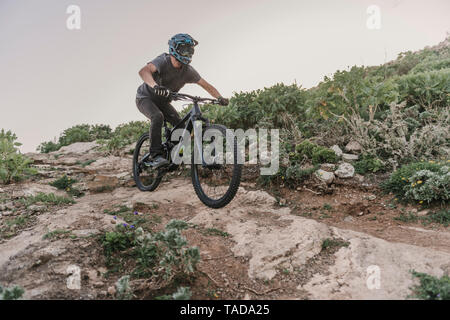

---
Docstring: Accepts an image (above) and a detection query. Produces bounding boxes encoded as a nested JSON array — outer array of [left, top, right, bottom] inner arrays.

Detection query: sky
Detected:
[[0, 0, 449, 153]]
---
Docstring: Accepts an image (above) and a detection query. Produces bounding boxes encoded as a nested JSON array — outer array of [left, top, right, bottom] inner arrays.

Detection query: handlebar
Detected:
[[169, 92, 220, 105]]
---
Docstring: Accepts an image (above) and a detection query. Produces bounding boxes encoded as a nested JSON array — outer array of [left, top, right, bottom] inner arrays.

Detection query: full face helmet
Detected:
[[168, 33, 198, 65]]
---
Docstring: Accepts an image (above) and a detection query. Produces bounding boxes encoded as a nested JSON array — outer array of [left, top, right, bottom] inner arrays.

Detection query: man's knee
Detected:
[[151, 111, 164, 124]]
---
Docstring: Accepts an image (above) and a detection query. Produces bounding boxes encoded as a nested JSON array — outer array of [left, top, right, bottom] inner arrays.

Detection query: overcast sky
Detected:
[[1, 0, 449, 153]]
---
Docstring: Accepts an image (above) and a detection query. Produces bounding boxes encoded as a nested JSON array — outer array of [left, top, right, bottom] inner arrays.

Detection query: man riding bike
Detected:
[[136, 33, 229, 168]]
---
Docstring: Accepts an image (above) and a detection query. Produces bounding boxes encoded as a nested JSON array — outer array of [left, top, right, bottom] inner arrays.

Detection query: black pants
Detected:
[[136, 97, 181, 156]]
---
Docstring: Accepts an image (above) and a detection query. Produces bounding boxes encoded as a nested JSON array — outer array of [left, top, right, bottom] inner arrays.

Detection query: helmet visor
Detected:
[[176, 43, 195, 57]]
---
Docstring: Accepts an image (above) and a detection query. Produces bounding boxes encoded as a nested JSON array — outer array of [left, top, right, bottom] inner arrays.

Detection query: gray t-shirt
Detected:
[[136, 53, 201, 99]]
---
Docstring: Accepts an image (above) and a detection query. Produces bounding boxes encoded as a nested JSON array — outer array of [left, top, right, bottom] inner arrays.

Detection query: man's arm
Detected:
[[197, 78, 224, 99], [138, 63, 158, 88]]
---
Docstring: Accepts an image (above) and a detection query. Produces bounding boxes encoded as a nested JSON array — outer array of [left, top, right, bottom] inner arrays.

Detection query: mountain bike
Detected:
[[133, 92, 242, 208]]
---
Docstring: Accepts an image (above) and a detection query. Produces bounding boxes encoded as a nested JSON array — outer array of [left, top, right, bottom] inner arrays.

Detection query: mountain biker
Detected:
[[136, 33, 229, 168]]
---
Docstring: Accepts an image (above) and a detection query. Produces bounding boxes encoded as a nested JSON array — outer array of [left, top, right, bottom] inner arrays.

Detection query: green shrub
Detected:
[[134, 219, 199, 279], [102, 220, 200, 285], [0, 129, 37, 184], [105, 121, 149, 153], [395, 69, 450, 109], [354, 155, 385, 174], [49, 175, 83, 197], [155, 286, 192, 300], [0, 284, 24, 300], [410, 270, 450, 300], [37, 124, 112, 153], [342, 102, 449, 168], [381, 161, 449, 204], [102, 225, 136, 257], [294, 140, 337, 165], [422, 209, 450, 227], [19, 192, 75, 207], [410, 58, 450, 74], [50, 174, 76, 190], [115, 275, 134, 300]]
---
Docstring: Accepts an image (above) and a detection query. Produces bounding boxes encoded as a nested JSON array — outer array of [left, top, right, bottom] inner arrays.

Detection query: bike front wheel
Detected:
[[191, 124, 242, 208]]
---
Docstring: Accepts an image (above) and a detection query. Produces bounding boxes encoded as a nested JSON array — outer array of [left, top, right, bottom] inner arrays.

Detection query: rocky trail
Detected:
[[0, 141, 449, 300]]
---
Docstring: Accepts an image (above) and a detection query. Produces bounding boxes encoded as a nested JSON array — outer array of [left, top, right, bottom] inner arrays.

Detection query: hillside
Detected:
[[0, 37, 449, 300]]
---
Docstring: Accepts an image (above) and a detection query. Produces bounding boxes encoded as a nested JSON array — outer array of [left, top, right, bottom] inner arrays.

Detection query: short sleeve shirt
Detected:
[[136, 53, 201, 99]]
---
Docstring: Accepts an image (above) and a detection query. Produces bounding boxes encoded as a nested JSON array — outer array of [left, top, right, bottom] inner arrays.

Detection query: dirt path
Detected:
[[0, 143, 449, 299]]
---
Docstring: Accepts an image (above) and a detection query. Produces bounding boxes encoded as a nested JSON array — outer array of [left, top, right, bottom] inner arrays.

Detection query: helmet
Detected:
[[168, 33, 198, 65]]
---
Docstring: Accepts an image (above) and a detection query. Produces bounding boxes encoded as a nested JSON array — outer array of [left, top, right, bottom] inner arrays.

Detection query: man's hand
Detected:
[[217, 96, 229, 106], [152, 85, 171, 98]]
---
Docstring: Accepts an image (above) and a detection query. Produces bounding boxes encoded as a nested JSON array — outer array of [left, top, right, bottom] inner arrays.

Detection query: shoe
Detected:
[[144, 155, 169, 169]]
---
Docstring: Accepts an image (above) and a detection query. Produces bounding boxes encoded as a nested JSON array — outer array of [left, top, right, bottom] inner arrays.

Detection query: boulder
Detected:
[[320, 163, 336, 172], [314, 169, 335, 185], [87, 175, 119, 193], [335, 163, 355, 178], [330, 145, 343, 158], [58, 141, 99, 154], [345, 141, 362, 153], [342, 153, 359, 161]]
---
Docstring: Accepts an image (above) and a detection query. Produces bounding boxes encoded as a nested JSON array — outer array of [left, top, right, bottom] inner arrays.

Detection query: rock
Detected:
[[28, 205, 46, 213], [72, 229, 100, 237], [345, 140, 362, 153], [314, 169, 335, 185], [330, 145, 343, 158], [358, 211, 364, 216], [368, 195, 377, 201], [24, 153, 50, 164], [56, 157, 79, 166], [2, 211, 12, 216], [107, 286, 116, 296], [344, 216, 354, 222], [21, 183, 64, 197], [335, 163, 355, 178], [417, 210, 430, 217], [58, 141, 99, 154], [342, 153, 359, 161], [320, 163, 336, 172], [354, 174, 364, 183], [87, 175, 119, 193]]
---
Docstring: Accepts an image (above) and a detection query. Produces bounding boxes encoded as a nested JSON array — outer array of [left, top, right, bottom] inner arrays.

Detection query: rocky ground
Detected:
[[0, 141, 449, 299]]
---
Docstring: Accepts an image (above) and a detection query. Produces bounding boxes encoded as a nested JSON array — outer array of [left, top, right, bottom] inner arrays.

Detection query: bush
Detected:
[[19, 192, 75, 207], [37, 124, 112, 153], [381, 161, 449, 204], [0, 129, 37, 184], [294, 140, 337, 165], [0, 284, 24, 300], [133, 219, 200, 279], [102, 219, 200, 290], [102, 225, 136, 258], [342, 102, 449, 168], [354, 155, 385, 174], [155, 286, 192, 300], [104, 121, 149, 153], [395, 69, 450, 109], [410, 270, 450, 300], [49, 175, 83, 197]]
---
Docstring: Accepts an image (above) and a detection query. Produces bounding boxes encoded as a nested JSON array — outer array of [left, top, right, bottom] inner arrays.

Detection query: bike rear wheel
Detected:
[[133, 133, 163, 191], [191, 124, 242, 208]]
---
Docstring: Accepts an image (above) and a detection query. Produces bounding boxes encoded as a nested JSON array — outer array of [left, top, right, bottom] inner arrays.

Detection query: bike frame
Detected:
[[162, 93, 217, 167]]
